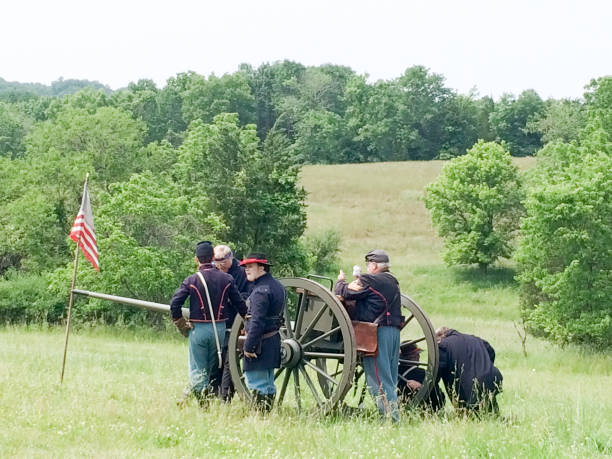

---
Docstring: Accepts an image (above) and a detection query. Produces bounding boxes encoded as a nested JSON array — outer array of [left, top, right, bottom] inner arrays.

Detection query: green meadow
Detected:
[[1, 159, 611, 458]]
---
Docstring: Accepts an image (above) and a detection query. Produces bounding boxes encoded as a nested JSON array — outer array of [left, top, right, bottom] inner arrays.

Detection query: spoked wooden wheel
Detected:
[[228, 277, 357, 412], [397, 294, 438, 407]]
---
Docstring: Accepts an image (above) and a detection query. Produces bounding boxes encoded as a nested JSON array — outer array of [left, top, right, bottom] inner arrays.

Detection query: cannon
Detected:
[[73, 276, 438, 412]]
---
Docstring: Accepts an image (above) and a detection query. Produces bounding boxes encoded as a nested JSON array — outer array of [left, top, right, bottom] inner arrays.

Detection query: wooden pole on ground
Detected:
[[60, 242, 80, 383], [60, 173, 89, 383]]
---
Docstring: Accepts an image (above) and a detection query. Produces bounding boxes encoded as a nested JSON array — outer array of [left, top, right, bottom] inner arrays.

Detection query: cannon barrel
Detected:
[[72, 289, 189, 319]]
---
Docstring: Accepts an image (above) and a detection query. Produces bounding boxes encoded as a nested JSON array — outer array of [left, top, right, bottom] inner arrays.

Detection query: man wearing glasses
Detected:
[[213, 245, 250, 296], [212, 245, 251, 401]]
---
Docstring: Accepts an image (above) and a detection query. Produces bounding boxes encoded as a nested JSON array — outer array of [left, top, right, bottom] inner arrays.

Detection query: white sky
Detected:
[[2, 0, 611, 100]]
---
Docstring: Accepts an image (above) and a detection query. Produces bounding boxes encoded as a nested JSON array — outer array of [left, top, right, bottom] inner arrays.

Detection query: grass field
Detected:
[[2, 158, 611, 458]]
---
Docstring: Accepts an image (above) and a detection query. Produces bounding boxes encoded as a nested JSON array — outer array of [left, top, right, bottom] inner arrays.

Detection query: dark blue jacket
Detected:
[[334, 271, 404, 328], [227, 258, 250, 298], [225, 258, 252, 328], [243, 273, 285, 371], [170, 264, 247, 323], [438, 329, 503, 407]]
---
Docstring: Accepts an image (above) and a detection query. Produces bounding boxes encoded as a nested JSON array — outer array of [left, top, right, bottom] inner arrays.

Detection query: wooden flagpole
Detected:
[[60, 173, 89, 383]]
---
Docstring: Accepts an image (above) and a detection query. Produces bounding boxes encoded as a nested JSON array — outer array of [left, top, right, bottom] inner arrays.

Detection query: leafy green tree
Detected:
[[294, 65, 355, 116], [155, 75, 189, 145], [26, 105, 146, 189], [44, 88, 112, 119], [242, 61, 306, 139], [474, 95, 496, 143], [49, 77, 111, 97], [303, 229, 341, 275], [294, 110, 355, 164], [346, 66, 475, 161], [0, 102, 27, 158], [179, 71, 256, 127], [310, 64, 355, 116], [515, 78, 612, 346], [345, 76, 402, 161], [526, 99, 586, 144], [437, 94, 480, 158], [0, 152, 73, 273], [0, 187, 68, 273], [174, 113, 307, 272], [516, 146, 611, 346], [583, 76, 612, 138], [395, 66, 455, 160], [0, 146, 93, 273], [111, 79, 181, 145], [16, 96, 54, 122], [0, 105, 146, 274], [141, 140, 178, 175], [424, 141, 524, 269], [584, 76, 612, 110], [490, 90, 546, 156]]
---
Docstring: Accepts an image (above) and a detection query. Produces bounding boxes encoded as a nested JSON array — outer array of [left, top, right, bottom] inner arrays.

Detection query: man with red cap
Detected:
[[170, 241, 247, 406], [240, 252, 285, 411], [335, 249, 404, 422]]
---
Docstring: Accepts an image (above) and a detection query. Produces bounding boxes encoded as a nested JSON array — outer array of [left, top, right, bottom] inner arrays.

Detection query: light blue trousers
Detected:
[[362, 326, 400, 421], [245, 369, 276, 395], [188, 322, 226, 395]]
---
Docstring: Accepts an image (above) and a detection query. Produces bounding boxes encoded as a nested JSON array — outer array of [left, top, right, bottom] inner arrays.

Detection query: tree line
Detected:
[[0, 62, 589, 164], [0, 63, 609, 347]]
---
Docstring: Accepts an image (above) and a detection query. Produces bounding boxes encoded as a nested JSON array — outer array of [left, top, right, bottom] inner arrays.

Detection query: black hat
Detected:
[[240, 252, 272, 266], [195, 241, 213, 260], [365, 249, 389, 263]]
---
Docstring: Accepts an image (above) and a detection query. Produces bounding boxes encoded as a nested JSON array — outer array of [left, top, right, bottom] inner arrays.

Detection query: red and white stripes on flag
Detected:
[[70, 181, 99, 271]]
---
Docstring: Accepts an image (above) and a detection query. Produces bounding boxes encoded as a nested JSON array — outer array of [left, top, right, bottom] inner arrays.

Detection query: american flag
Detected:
[[70, 180, 99, 271]]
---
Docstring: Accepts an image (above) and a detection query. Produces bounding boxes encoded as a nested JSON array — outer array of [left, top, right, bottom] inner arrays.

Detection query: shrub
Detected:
[[304, 229, 342, 276], [0, 272, 65, 324], [424, 141, 525, 269], [515, 143, 611, 346]]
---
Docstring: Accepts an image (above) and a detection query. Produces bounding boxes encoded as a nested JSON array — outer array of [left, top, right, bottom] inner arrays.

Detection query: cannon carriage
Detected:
[[229, 276, 438, 412], [73, 275, 438, 412]]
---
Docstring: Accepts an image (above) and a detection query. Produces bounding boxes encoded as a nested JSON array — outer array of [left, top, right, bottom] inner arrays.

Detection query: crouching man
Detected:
[[240, 252, 285, 412], [436, 327, 503, 413]]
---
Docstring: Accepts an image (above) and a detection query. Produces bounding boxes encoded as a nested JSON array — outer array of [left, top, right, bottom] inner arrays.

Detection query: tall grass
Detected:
[[1, 157, 611, 457]]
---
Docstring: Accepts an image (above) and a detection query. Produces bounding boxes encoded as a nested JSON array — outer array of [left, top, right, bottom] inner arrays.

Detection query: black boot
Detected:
[[176, 386, 193, 408], [251, 390, 263, 409], [195, 386, 216, 409], [262, 393, 275, 413], [251, 390, 273, 412]]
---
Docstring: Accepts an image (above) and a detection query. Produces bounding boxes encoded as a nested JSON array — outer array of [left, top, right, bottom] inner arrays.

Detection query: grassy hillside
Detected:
[[301, 158, 534, 328], [1, 158, 611, 457]]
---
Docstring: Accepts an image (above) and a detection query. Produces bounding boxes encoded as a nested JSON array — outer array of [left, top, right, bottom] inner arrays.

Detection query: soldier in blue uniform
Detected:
[[436, 327, 503, 413], [211, 244, 251, 401], [240, 252, 285, 412], [170, 241, 247, 406], [335, 249, 404, 422]]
